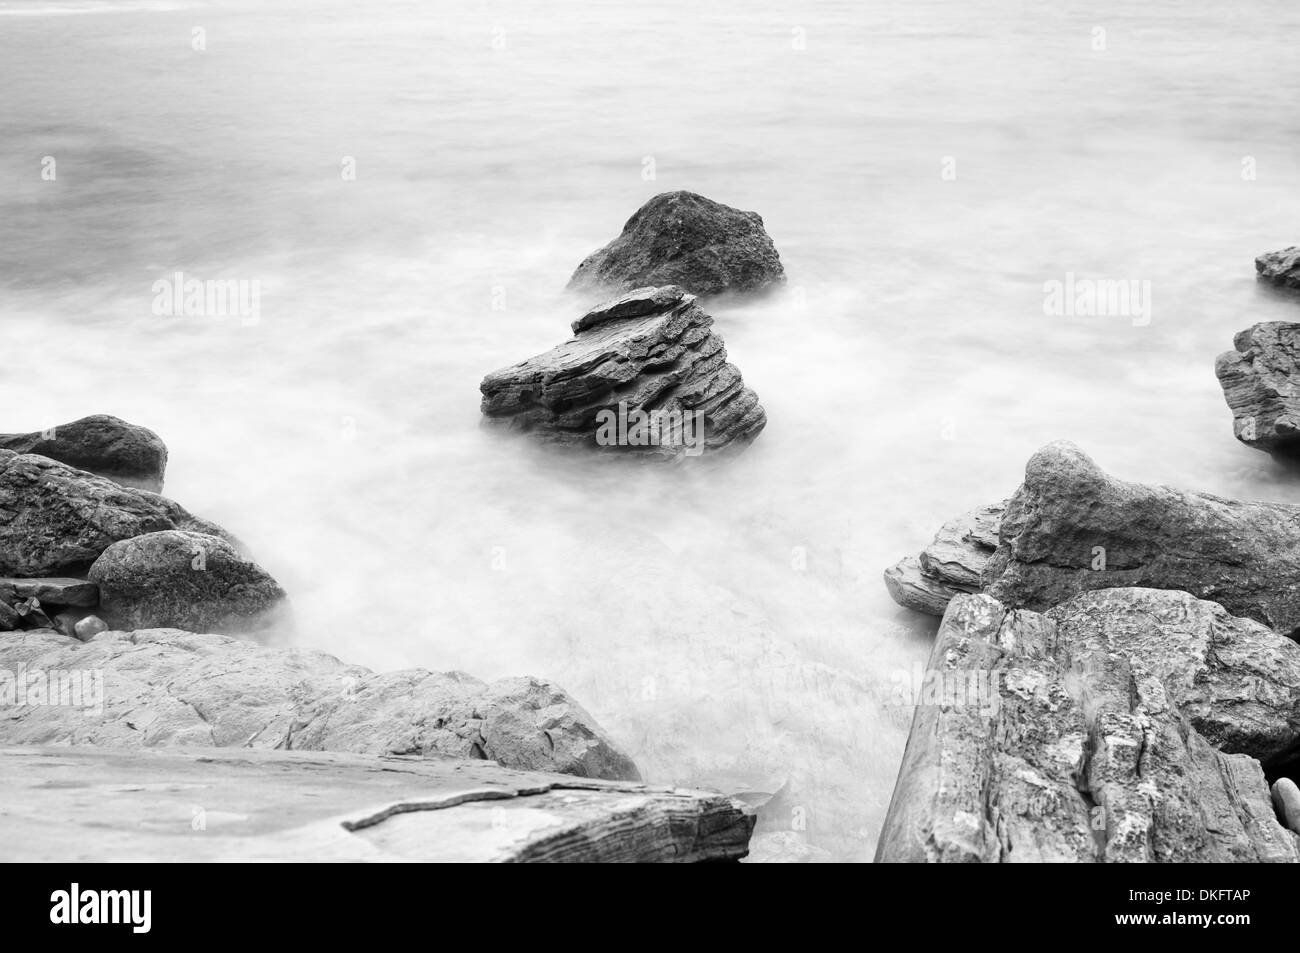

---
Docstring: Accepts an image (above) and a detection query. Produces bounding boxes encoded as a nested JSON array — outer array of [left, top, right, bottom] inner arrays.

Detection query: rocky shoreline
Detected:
[[878, 247, 1300, 862]]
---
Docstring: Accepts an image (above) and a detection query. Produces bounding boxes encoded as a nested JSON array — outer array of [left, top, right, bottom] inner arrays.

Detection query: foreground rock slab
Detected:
[[568, 191, 785, 298], [1216, 321, 1300, 458], [876, 589, 1300, 863], [0, 415, 167, 492], [0, 747, 753, 862], [480, 286, 766, 459], [0, 627, 640, 781], [1256, 246, 1300, 289]]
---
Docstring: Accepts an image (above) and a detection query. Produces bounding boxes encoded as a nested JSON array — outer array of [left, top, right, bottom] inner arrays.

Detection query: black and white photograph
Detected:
[[0, 0, 1297, 916]]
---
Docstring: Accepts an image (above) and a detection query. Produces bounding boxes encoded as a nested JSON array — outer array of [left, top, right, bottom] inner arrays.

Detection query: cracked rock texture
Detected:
[[883, 503, 1004, 615], [568, 191, 785, 298], [0, 747, 753, 862], [0, 415, 167, 493], [480, 285, 766, 459], [1216, 322, 1300, 458], [875, 589, 1300, 863], [1256, 246, 1300, 289], [0, 627, 640, 781]]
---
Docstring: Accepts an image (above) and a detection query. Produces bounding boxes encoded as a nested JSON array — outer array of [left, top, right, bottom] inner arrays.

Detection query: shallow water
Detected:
[[3, 0, 1300, 860]]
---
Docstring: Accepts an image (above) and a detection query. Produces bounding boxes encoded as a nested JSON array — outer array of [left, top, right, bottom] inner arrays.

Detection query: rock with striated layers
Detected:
[[0, 747, 753, 863], [1216, 322, 1300, 458], [0, 450, 233, 577], [0, 415, 167, 492], [88, 530, 287, 637], [0, 626, 641, 782], [883, 503, 1004, 615], [1256, 246, 1300, 289], [480, 285, 766, 459], [876, 589, 1300, 863], [568, 191, 785, 298]]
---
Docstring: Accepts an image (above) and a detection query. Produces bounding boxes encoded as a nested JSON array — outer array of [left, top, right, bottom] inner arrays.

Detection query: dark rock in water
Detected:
[[88, 530, 288, 637], [0, 415, 167, 492], [0, 450, 233, 577], [568, 191, 785, 298], [480, 286, 766, 460], [0, 577, 98, 608], [1216, 322, 1300, 458], [885, 442, 1300, 637], [1257, 247, 1300, 289], [876, 589, 1300, 863], [883, 503, 1004, 615], [0, 626, 641, 782]]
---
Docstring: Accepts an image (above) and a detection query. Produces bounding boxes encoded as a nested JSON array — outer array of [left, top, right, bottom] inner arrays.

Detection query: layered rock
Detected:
[[0, 747, 754, 863], [480, 286, 766, 459], [876, 589, 1300, 863], [0, 414, 167, 492], [883, 503, 1004, 615], [568, 191, 785, 298], [1256, 246, 1300, 290], [88, 530, 286, 635], [0, 626, 641, 781], [1216, 321, 1300, 458]]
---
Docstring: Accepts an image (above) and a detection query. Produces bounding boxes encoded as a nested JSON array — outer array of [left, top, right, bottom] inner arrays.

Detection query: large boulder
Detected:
[[0, 747, 754, 863], [1256, 246, 1300, 289], [0, 450, 231, 577], [876, 589, 1300, 863], [568, 191, 785, 298], [1216, 321, 1300, 458], [88, 530, 287, 636], [480, 285, 766, 459], [885, 442, 1300, 637], [0, 415, 167, 492], [0, 626, 642, 782]]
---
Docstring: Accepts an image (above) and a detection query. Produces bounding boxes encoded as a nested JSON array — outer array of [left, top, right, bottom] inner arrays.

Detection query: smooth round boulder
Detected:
[[0, 415, 167, 492], [88, 530, 288, 637]]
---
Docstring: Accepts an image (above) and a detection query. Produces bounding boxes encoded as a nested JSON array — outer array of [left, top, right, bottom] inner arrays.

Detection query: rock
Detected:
[[51, 608, 90, 639], [0, 450, 233, 577], [0, 626, 641, 781], [1256, 246, 1300, 289], [12, 598, 53, 630], [1272, 778, 1300, 834], [88, 530, 288, 637], [883, 503, 1004, 615], [0, 601, 16, 632], [875, 589, 1300, 863], [73, 614, 108, 641], [0, 747, 754, 863], [568, 191, 785, 298], [480, 286, 766, 459], [0, 415, 167, 492], [1215, 322, 1300, 458], [0, 577, 98, 608]]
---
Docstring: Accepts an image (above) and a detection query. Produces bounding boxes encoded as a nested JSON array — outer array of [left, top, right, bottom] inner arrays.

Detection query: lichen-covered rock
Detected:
[[883, 503, 1004, 615], [0, 450, 231, 577], [0, 415, 167, 492], [876, 589, 1300, 863], [0, 626, 641, 782], [88, 530, 287, 637], [1256, 246, 1300, 289], [1216, 322, 1300, 458], [568, 191, 785, 298], [480, 286, 765, 459]]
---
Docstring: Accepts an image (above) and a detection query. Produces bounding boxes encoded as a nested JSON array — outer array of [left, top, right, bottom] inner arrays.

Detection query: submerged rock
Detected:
[[0, 415, 167, 492], [480, 286, 766, 459], [88, 530, 287, 637], [1216, 322, 1300, 458], [1256, 246, 1300, 289], [0, 626, 641, 782], [568, 191, 785, 298], [876, 589, 1300, 863]]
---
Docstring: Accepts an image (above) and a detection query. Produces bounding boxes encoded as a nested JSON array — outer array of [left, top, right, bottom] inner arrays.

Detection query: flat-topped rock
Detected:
[[0, 577, 98, 608], [0, 414, 167, 492], [568, 191, 785, 298], [1216, 321, 1300, 458], [1256, 246, 1300, 289], [0, 747, 754, 863], [480, 286, 766, 460], [0, 626, 640, 781]]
